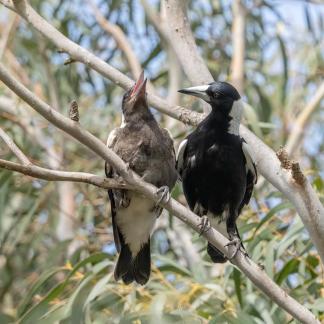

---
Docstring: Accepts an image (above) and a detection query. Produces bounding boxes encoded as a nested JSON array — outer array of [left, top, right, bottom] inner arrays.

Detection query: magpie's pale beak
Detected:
[[178, 85, 210, 102], [131, 71, 147, 101]]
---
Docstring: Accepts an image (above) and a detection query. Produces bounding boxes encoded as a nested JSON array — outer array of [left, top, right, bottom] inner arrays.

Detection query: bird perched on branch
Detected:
[[177, 82, 257, 262], [105, 72, 177, 285]]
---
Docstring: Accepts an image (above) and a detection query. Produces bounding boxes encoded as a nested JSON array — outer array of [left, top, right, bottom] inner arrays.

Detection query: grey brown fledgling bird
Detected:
[[177, 82, 257, 263], [105, 72, 177, 285]]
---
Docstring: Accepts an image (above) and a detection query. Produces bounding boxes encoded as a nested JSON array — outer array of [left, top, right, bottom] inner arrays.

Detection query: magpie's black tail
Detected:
[[114, 240, 151, 285], [207, 243, 227, 263]]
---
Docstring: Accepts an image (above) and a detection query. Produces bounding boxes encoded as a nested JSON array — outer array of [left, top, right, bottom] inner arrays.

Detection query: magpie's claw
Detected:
[[224, 234, 241, 260], [155, 186, 170, 205], [198, 215, 211, 236]]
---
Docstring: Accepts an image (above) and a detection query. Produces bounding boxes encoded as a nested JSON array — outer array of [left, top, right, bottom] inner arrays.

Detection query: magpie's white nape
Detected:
[[177, 81, 257, 262]]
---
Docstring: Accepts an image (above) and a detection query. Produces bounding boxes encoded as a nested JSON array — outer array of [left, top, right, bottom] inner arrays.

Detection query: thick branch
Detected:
[[241, 127, 324, 261], [285, 82, 324, 156], [0, 60, 319, 324], [230, 0, 246, 93], [163, 0, 213, 113]]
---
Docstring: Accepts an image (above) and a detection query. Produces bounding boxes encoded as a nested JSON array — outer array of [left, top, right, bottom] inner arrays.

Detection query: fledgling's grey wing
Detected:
[[161, 128, 178, 188], [106, 128, 122, 253]]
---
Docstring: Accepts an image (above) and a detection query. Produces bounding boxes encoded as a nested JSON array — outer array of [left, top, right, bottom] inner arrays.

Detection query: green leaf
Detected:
[[254, 202, 291, 235], [309, 298, 324, 312], [18, 266, 68, 317], [19, 281, 67, 324], [85, 273, 112, 306], [155, 255, 191, 277], [275, 259, 300, 285], [233, 268, 243, 307]]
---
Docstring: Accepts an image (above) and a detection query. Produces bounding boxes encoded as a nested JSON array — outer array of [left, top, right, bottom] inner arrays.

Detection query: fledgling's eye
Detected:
[[123, 88, 132, 102]]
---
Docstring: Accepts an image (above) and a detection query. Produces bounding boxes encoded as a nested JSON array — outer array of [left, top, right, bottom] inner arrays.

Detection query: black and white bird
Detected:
[[176, 82, 257, 262], [105, 72, 177, 284]]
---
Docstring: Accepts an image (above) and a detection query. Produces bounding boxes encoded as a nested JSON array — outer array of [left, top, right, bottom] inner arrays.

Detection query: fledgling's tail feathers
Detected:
[[207, 242, 227, 263], [114, 240, 151, 285]]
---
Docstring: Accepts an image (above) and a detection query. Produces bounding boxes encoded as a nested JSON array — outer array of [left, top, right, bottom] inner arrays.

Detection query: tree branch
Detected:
[[0, 158, 129, 190], [0, 127, 30, 165], [230, 0, 246, 93], [0, 12, 19, 59], [285, 82, 324, 156], [87, 0, 142, 80], [0, 59, 319, 324], [163, 0, 213, 113]]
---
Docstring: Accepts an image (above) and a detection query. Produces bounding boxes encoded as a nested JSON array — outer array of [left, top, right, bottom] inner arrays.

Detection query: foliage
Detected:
[[0, 0, 323, 323]]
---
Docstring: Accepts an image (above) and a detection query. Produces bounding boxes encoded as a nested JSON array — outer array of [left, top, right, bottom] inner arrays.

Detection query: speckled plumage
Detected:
[[106, 74, 177, 284]]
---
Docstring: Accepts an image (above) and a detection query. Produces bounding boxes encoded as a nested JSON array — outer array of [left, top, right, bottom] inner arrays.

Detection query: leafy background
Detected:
[[0, 0, 323, 323]]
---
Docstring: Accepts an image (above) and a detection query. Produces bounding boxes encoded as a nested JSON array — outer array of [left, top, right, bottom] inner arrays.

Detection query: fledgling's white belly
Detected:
[[116, 193, 157, 257]]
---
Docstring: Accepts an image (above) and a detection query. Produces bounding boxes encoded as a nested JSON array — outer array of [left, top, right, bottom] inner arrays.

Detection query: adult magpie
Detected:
[[105, 72, 177, 284], [176, 81, 257, 262]]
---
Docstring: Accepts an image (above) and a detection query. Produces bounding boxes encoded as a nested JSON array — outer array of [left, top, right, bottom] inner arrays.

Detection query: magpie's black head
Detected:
[[178, 81, 241, 114], [122, 71, 148, 116]]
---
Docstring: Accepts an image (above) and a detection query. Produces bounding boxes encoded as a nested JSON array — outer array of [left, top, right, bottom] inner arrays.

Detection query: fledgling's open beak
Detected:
[[178, 85, 210, 102], [130, 71, 147, 101]]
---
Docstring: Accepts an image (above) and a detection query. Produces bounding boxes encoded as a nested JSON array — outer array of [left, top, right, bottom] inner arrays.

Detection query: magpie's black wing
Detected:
[[176, 137, 199, 211], [239, 139, 257, 212], [175, 138, 188, 180]]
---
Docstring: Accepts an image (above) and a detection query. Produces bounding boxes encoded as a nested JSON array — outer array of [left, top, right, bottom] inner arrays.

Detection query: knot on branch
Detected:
[[64, 57, 76, 65], [276, 146, 292, 169], [69, 100, 79, 122], [276, 147, 306, 186], [291, 161, 306, 186]]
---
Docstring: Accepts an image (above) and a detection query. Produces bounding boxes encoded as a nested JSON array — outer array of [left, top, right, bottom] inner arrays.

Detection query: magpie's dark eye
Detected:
[[211, 92, 219, 99]]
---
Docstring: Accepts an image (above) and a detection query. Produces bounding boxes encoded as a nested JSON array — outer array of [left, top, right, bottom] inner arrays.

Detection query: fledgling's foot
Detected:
[[198, 215, 211, 236], [224, 234, 241, 260], [155, 186, 170, 205]]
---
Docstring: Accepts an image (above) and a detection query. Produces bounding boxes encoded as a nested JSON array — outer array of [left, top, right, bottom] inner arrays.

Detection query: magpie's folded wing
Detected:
[[241, 139, 257, 206], [176, 139, 188, 179]]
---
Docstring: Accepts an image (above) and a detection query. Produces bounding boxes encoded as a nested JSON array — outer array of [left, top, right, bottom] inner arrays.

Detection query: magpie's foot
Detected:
[[198, 215, 211, 236], [125, 162, 131, 172], [155, 186, 170, 205], [224, 235, 241, 260]]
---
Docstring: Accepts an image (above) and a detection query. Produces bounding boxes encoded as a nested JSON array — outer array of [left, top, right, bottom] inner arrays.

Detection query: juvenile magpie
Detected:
[[105, 72, 177, 284], [177, 82, 257, 262]]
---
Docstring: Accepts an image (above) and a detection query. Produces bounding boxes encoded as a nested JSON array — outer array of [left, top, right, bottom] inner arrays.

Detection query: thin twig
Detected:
[[0, 159, 129, 190], [0, 127, 30, 165], [88, 0, 142, 80], [0, 13, 19, 59]]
